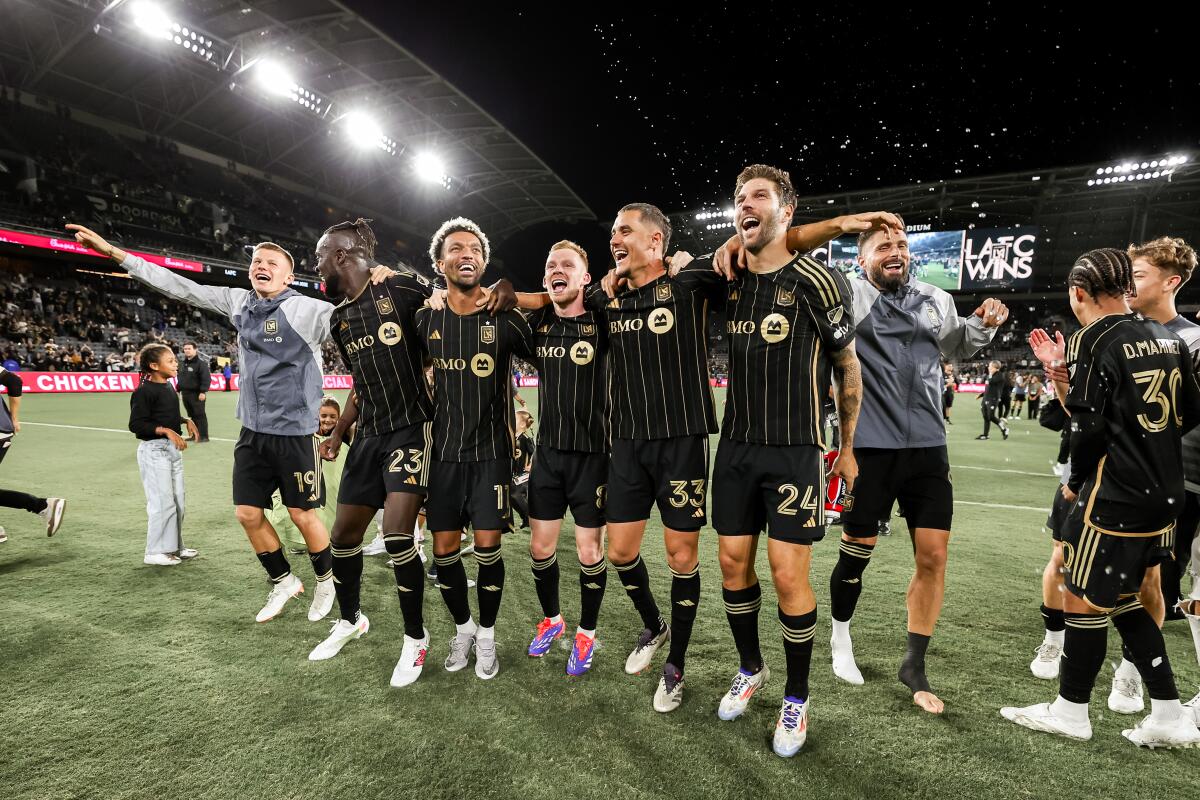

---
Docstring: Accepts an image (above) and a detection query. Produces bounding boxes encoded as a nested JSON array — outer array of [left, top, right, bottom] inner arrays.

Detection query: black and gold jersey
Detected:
[[1066, 313, 1200, 533], [585, 257, 723, 440], [330, 272, 433, 437], [722, 254, 854, 446], [524, 305, 609, 453], [415, 305, 534, 463]]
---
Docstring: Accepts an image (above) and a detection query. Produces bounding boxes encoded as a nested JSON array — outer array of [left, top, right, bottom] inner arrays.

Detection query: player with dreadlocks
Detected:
[[1005, 248, 1200, 748]]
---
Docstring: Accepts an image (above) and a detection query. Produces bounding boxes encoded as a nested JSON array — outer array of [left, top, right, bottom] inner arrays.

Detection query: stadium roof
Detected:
[[0, 0, 596, 246]]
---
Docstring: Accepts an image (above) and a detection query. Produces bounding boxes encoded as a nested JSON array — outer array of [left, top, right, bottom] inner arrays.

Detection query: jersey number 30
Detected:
[[1133, 368, 1183, 433]]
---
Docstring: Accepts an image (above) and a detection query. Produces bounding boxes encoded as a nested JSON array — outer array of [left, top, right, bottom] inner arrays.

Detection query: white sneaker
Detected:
[[475, 636, 500, 680], [1000, 702, 1092, 741], [307, 578, 336, 622], [177, 548, 199, 559], [773, 697, 809, 757], [40, 498, 66, 537], [653, 663, 684, 713], [362, 533, 387, 556], [1183, 690, 1200, 727], [1108, 675, 1145, 714], [625, 625, 670, 675], [445, 630, 475, 672], [0, 525, 8, 543], [390, 628, 430, 687], [144, 553, 182, 566], [255, 573, 304, 623], [1030, 642, 1062, 680], [717, 665, 770, 721], [308, 614, 370, 661], [1122, 714, 1200, 749], [831, 637, 864, 685]]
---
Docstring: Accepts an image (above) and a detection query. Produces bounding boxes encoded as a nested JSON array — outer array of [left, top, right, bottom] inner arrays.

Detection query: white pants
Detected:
[[137, 439, 185, 556]]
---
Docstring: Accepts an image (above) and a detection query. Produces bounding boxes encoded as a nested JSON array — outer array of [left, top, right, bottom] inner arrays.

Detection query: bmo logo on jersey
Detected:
[[960, 226, 1038, 290]]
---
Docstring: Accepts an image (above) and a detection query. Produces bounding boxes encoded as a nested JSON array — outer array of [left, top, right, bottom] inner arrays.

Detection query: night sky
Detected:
[[351, 3, 1198, 283]]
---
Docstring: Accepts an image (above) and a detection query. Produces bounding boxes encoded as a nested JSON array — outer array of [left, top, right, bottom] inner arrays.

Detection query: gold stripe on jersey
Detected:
[[794, 257, 841, 308]]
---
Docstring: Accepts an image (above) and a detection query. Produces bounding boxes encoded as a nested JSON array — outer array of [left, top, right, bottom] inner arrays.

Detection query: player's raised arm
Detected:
[[67, 223, 247, 320], [785, 212, 905, 254]]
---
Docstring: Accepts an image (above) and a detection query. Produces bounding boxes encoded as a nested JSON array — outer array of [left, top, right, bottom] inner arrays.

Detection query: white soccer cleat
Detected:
[[445, 630, 475, 672], [653, 663, 685, 713], [475, 637, 500, 680], [1184, 690, 1200, 727], [773, 697, 810, 757], [390, 628, 430, 687], [307, 578, 336, 622], [40, 498, 66, 537], [831, 638, 864, 685], [143, 553, 182, 567], [1108, 675, 1145, 714], [1122, 714, 1200, 749], [177, 548, 199, 559], [1000, 702, 1092, 741], [624, 625, 670, 675], [308, 614, 370, 661], [0, 525, 8, 543], [362, 533, 387, 557], [1030, 642, 1062, 680], [255, 573, 304, 623], [717, 665, 770, 721]]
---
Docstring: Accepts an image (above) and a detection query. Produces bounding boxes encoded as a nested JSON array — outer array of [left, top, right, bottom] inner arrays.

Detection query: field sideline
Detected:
[[1, 390, 1196, 800]]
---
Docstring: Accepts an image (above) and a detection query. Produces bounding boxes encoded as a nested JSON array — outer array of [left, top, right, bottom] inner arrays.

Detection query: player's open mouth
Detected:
[[457, 263, 477, 276], [740, 216, 760, 232], [549, 277, 568, 293], [252, 272, 271, 284], [882, 259, 903, 273], [612, 248, 629, 264]]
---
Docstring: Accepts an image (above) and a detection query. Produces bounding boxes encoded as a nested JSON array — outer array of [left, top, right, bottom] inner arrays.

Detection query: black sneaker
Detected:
[[999, 423, 1010, 440], [975, 434, 989, 440]]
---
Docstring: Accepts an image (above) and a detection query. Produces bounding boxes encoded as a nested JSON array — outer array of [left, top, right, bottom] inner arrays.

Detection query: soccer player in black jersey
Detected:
[[416, 218, 533, 681], [306, 218, 437, 684], [708, 165, 862, 757], [517, 240, 611, 676], [1003, 248, 1200, 749]]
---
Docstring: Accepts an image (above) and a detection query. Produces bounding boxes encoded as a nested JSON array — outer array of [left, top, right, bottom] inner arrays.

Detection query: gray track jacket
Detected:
[[850, 274, 996, 449], [123, 255, 332, 436]]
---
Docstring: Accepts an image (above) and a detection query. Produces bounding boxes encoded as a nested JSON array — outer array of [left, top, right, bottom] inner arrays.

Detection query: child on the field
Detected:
[[128, 343, 199, 566]]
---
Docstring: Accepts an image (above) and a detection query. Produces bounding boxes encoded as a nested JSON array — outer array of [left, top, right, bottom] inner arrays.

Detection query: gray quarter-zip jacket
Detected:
[[123, 255, 332, 436], [850, 273, 997, 449]]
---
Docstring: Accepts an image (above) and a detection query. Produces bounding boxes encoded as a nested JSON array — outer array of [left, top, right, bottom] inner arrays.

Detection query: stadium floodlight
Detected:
[[344, 112, 384, 149], [131, 1, 173, 40], [1089, 153, 1187, 188], [414, 151, 448, 185], [255, 60, 297, 98]]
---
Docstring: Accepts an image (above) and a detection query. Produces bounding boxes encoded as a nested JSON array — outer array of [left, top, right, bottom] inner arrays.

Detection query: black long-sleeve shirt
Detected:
[[0, 367, 21, 435], [983, 371, 1005, 403], [129, 380, 186, 441], [176, 355, 211, 394]]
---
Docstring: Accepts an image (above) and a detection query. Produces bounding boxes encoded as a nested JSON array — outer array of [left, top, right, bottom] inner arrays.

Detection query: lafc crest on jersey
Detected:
[[581, 324, 596, 336], [775, 287, 795, 307], [481, 324, 496, 344], [655, 284, 673, 302], [376, 296, 395, 316], [265, 319, 278, 335]]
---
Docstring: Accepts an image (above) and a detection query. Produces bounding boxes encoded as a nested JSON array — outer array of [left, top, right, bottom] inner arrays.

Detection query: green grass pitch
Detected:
[[1, 390, 1196, 799]]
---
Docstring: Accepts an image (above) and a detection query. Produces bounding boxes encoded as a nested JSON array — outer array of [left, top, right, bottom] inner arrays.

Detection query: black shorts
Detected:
[[713, 437, 825, 543], [426, 458, 511, 532], [943, 392, 955, 409], [529, 445, 607, 528], [1047, 486, 1072, 542], [842, 446, 953, 537], [1061, 509, 1176, 612], [336, 422, 433, 508], [607, 435, 709, 531], [233, 428, 324, 510]]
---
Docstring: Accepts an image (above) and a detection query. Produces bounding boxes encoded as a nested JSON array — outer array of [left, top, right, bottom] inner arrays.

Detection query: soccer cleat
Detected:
[[40, 498, 66, 537], [653, 662, 685, 713], [1029, 642, 1062, 680], [307, 578, 336, 622], [527, 617, 566, 657], [0, 525, 7, 543], [308, 614, 370, 661], [999, 422, 1010, 440], [1108, 675, 1145, 714], [1184, 690, 1200, 727], [625, 624, 670, 675], [1122, 714, 1200, 749], [390, 628, 430, 687], [975, 434, 990, 441], [143, 553, 182, 566], [255, 573, 304, 623], [1000, 702, 1092, 741], [475, 637, 500, 680], [362, 534, 387, 556], [177, 548, 199, 559], [445, 630, 475, 672], [566, 631, 596, 676], [717, 665, 770, 721], [831, 638, 864, 685], [773, 697, 809, 757]]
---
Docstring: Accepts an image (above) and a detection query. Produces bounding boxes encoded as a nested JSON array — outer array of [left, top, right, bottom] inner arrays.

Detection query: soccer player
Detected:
[[0, 366, 66, 541], [416, 217, 532, 681], [720, 217, 1007, 714], [67, 223, 386, 626], [975, 361, 1009, 440], [1002, 248, 1200, 748], [519, 241, 611, 675], [177, 342, 211, 443], [708, 165, 861, 757]]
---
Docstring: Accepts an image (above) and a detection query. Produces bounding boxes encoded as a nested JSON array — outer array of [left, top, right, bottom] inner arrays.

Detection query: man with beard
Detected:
[[416, 217, 533, 681]]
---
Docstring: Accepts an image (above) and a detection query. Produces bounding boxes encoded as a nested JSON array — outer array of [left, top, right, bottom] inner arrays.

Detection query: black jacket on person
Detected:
[[177, 354, 210, 394], [983, 371, 1005, 403]]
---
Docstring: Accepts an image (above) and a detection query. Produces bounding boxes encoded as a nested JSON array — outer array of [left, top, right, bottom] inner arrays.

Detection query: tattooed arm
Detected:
[[829, 341, 862, 492]]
